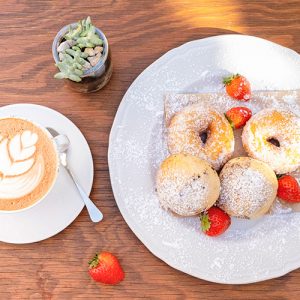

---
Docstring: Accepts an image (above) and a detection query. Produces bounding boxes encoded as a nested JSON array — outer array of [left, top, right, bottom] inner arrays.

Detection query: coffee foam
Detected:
[[0, 118, 58, 211]]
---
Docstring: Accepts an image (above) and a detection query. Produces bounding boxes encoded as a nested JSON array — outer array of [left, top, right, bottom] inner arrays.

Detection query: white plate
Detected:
[[0, 104, 93, 244], [108, 35, 300, 284]]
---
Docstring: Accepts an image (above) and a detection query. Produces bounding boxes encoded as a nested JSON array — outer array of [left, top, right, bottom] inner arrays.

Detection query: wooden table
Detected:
[[1, 0, 300, 299]]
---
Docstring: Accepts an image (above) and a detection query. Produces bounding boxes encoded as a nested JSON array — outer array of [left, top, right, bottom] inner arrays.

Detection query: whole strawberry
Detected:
[[225, 107, 252, 129], [223, 74, 251, 101], [200, 206, 231, 237], [277, 175, 300, 203], [88, 252, 125, 284]]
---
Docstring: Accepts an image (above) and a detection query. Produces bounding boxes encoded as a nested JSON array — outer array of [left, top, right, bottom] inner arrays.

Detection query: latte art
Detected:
[[0, 131, 44, 199], [0, 118, 58, 211]]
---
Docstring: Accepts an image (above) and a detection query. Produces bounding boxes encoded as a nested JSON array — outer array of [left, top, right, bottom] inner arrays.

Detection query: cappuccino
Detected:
[[0, 118, 58, 211]]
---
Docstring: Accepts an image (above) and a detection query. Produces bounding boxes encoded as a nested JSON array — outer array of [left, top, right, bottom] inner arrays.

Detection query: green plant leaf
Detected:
[[54, 72, 66, 79]]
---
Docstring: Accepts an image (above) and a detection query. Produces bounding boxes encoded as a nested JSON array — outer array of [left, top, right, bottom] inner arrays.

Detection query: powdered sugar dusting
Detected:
[[109, 36, 300, 283], [165, 90, 300, 125], [218, 158, 277, 218], [157, 176, 210, 215]]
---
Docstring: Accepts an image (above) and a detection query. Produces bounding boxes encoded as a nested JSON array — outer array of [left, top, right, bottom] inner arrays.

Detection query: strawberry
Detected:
[[277, 175, 300, 203], [223, 74, 251, 101], [225, 107, 252, 129], [200, 206, 231, 237], [88, 252, 125, 284]]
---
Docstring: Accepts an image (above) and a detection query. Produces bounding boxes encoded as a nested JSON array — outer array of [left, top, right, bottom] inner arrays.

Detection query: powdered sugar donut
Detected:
[[242, 109, 300, 174], [218, 157, 278, 219], [167, 104, 234, 170], [156, 153, 220, 216]]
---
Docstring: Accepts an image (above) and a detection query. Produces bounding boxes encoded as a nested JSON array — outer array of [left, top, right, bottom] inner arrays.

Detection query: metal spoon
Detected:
[[47, 127, 103, 223]]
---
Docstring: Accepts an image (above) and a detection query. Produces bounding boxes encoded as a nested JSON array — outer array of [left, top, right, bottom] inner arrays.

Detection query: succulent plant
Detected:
[[54, 53, 84, 82], [54, 16, 104, 82]]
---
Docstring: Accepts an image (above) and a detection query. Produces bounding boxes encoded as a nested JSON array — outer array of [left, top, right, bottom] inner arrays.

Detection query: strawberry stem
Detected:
[[224, 113, 235, 129], [200, 213, 211, 232], [88, 253, 99, 269], [223, 74, 240, 86]]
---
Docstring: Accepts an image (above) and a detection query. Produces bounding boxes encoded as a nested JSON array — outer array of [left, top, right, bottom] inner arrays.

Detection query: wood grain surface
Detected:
[[1, 0, 300, 299]]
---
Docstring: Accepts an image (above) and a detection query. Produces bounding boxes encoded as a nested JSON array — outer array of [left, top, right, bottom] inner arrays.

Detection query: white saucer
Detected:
[[0, 104, 94, 244]]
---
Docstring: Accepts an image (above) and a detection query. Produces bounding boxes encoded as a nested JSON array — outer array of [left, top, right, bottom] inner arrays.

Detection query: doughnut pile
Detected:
[[156, 94, 300, 222]]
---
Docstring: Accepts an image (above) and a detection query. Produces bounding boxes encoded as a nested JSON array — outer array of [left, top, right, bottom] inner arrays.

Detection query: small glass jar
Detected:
[[52, 24, 112, 93]]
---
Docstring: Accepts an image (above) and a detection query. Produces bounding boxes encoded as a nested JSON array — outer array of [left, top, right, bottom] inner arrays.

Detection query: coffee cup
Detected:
[[0, 117, 59, 212]]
